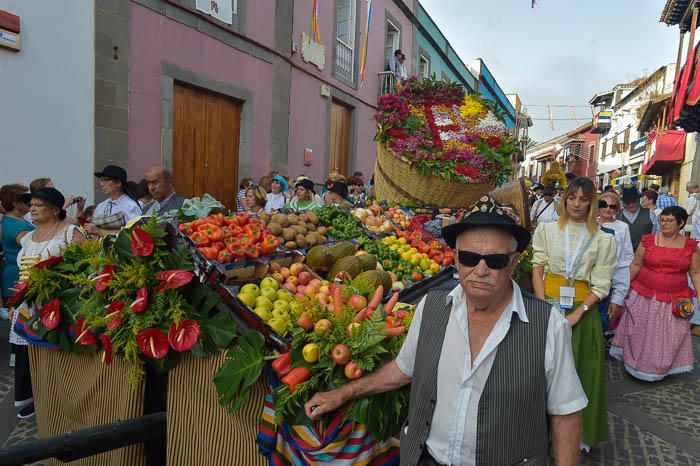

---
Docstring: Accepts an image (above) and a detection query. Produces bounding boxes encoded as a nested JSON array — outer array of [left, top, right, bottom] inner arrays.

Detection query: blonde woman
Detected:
[[532, 177, 617, 451], [243, 185, 267, 216]]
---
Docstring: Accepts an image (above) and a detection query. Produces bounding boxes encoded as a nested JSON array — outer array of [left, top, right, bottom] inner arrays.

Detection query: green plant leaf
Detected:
[[203, 311, 237, 348], [113, 230, 135, 261], [213, 330, 265, 413]]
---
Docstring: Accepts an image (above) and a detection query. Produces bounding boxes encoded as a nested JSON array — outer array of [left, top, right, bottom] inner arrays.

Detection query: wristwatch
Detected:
[[581, 304, 589, 312]]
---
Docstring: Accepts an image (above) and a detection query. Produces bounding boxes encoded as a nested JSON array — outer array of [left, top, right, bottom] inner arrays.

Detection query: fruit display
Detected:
[[394, 229, 455, 266], [259, 211, 329, 250], [178, 213, 281, 263], [351, 207, 394, 234], [316, 205, 364, 240], [304, 242, 360, 276], [358, 236, 445, 286], [386, 206, 412, 229]]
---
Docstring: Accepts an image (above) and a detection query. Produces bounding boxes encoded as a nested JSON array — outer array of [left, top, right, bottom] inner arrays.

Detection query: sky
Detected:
[[420, 0, 681, 143]]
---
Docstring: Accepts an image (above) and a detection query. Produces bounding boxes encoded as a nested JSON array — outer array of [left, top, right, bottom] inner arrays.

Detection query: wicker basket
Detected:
[[488, 177, 532, 229], [374, 143, 493, 209]]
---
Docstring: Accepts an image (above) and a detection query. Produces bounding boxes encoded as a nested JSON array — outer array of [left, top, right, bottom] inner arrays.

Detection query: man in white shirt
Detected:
[[305, 197, 586, 466], [684, 181, 699, 236], [387, 49, 402, 74], [143, 166, 186, 217], [530, 185, 559, 225]]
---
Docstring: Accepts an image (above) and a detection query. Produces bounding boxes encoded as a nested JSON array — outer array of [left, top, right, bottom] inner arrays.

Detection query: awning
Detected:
[[609, 174, 657, 186], [637, 96, 671, 133], [642, 130, 686, 175]]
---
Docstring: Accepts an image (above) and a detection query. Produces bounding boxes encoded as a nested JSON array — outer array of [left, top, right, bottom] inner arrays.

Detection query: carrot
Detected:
[[352, 307, 369, 323], [384, 292, 400, 315], [368, 285, 384, 310], [333, 286, 345, 316], [383, 325, 406, 337]]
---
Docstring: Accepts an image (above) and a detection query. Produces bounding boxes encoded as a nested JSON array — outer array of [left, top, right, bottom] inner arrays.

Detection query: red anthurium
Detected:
[[130, 227, 154, 257], [7, 282, 28, 306], [94, 265, 115, 293], [75, 317, 96, 345], [156, 270, 194, 293], [34, 256, 64, 270], [106, 301, 125, 331], [99, 334, 113, 366], [167, 320, 200, 352], [136, 328, 169, 359], [130, 287, 149, 313], [39, 299, 61, 330]]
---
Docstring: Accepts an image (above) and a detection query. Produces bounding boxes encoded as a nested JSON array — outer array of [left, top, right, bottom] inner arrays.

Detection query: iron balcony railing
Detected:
[[335, 37, 354, 82], [379, 71, 397, 95]]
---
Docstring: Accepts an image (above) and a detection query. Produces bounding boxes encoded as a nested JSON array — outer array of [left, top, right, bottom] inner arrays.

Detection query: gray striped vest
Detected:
[[400, 288, 551, 466], [617, 206, 653, 250]]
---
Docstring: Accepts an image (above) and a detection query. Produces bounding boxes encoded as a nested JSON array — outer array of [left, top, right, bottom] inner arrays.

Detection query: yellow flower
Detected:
[[460, 95, 487, 124]]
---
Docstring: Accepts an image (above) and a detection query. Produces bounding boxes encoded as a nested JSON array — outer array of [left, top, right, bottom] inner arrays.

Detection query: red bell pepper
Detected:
[[271, 352, 292, 377], [409, 231, 423, 244], [198, 246, 219, 260], [217, 250, 234, 263], [223, 214, 239, 226], [238, 233, 255, 247], [210, 213, 225, 227], [416, 241, 431, 254], [198, 223, 223, 242], [211, 241, 226, 251], [430, 240, 443, 251], [431, 251, 444, 264], [223, 236, 241, 247], [220, 226, 236, 239], [227, 245, 245, 259], [190, 232, 210, 247], [281, 367, 312, 393], [178, 223, 194, 236], [237, 213, 250, 226], [260, 235, 280, 255], [243, 223, 262, 242], [244, 244, 259, 260]]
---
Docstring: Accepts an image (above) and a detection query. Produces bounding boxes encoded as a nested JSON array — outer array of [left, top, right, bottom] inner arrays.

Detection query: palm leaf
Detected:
[[213, 330, 265, 413]]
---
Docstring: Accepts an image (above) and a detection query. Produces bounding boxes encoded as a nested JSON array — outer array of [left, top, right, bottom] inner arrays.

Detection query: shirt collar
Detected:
[[159, 191, 176, 206], [445, 279, 529, 324]]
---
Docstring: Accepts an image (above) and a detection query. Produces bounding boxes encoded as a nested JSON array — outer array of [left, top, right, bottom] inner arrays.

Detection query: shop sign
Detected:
[[195, 0, 235, 25]]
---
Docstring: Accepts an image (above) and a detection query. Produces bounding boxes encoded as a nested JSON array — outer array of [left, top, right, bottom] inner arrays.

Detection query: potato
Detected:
[[306, 222, 316, 232], [287, 213, 298, 224], [282, 228, 296, 242], [306, 211, 319, 225], [292, 224, 307, 235], [317, 226, 327, 235], [295, 234, 307, 249], [298, 213, 308, 223], [305, 233, 317, 246], [267, 222, 283, 236]]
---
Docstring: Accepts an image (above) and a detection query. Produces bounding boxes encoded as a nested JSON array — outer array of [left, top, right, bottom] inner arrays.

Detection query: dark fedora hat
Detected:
[[621, 187, 640, 203], [30, 187, 67, 220], [94, 165, 128, 184], [329, 181, 349, 198], [295, 178, 315, 194], [441, 196, 531, 252]]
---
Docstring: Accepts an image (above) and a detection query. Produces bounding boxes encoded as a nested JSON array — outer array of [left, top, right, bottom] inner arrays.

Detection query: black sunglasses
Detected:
[[458, 250, 514, 270], [598, 200, 619, 209]]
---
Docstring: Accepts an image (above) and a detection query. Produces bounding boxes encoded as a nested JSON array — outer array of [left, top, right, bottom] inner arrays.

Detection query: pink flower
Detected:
[[486, 136, 502, 149]]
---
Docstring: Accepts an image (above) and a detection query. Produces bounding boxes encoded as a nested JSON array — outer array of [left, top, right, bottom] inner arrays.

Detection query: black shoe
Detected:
[[18, 401, 35, 419]]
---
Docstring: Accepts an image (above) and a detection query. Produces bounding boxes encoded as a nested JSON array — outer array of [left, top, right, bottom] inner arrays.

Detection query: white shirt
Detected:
[[530, 197, 559, 224], [94, 194, 142, 223], [600, 220, 634, 305], [395, 282, 587, 466], [145, 191, 175, 216], [684, 194, 699, 234], [621, 207, 659, 233], [265, 192, 286, 212]]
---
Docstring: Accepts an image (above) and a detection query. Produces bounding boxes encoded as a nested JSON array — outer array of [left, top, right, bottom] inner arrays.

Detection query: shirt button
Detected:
[[429, 398, 436, 404]]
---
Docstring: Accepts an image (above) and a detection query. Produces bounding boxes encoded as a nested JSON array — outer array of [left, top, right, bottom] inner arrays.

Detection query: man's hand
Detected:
[[304, 389, 348, 420], [608, 303, 622, 320]]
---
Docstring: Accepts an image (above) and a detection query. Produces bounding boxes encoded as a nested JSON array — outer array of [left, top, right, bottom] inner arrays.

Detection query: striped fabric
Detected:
[[166, 352, 267, 466], [28, 346, 147, 466], [258, 377, 400, 465], [475, 292, 550, 465], [400, 289, 452, 466]]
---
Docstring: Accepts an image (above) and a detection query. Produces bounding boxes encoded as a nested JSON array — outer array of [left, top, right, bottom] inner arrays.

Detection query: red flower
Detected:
[[106, 301, 125, 331], [99, 334, 113, 366], [387, 128, 408, 139], [34, 256, 64, 270], [39, 299, 60, 330], [130, 228, 154, 257], [486, 136, 502, 149], [136, 328, 169, 359], [7, 282, 28, 306], [75, 317, 95, 346], [94, 265, 114, 293], [167, 320, 200, 352], [455, 164, 481, 179], [130, 287, 149, 313], [156, 270, 194, 293]]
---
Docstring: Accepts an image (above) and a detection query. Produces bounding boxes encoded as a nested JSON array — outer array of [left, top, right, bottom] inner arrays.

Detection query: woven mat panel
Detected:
[[166, 352, 267, 466], [28, 346, 147, 466]]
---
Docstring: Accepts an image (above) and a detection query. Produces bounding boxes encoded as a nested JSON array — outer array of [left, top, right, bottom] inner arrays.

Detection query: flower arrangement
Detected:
[[375, 76, 517, 186], [10, 217, 236, 387], [541, 160, 567, 188]]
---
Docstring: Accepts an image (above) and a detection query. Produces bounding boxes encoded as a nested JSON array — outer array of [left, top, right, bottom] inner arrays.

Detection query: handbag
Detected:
[[671, 297, 694, 319]]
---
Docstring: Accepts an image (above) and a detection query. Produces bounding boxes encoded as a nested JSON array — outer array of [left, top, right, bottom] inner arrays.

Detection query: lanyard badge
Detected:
[[560, 225, 586, 311]]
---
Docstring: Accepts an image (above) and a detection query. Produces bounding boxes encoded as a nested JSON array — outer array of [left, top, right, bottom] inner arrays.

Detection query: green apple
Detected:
[[255, 296, 273, 309], [276, 289, 294, 302], [253, 307, 272, 321], [260, 287, 278, 302], [240, 283, 260, 298], [273, 300, 290, 312], [289, 300, 305, 315], [260, 277, 280, 291], [272, 308, 289, 320], [237, 292, 256, 308]]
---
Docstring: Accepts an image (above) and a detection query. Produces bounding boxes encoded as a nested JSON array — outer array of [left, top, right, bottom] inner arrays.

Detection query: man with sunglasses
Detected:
[[305, 197, 586, 466]]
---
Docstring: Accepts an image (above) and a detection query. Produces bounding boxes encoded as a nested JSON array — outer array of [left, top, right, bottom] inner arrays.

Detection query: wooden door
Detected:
[[173, 82, 241, 209], [329, 101, 351, 176]]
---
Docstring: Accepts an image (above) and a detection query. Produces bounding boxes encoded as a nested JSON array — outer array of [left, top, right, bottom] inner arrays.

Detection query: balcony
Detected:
[[335, 37, 354, 82], [379, 71, 397, 95], [591, 110, 612, 134]]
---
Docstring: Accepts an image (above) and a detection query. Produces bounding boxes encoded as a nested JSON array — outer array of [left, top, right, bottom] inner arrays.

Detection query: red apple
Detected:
[[330, 343, 351, 365], [314, 319, 332, 332], [284, 282, 297, 294], [344, 361, 364, 379], [269, 262, 282, 273], [281, 268, 290, 279], [290, 263, 304, 277], [298, 312, 313, 330], [347, 322, 361, 338], [296, 285, 306, 296], [272, 272, 284, 283], [309, 278, 322, 288], [348, 295, 367, 311], [286, 276, 298, 285], [297, 271, 312, 286]]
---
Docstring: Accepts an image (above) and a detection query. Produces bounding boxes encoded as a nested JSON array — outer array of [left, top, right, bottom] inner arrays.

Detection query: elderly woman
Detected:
[[640, 189, 661, 219], [532, 177, 617, 451], [322, 172, 346, 204], [596, 191, 634, 336], [265, 175, 288, 212], [611, 206, 700, 381], [86, 165, 141, 237], [1, 185, 34, 318], [284, 178, 320, 212], [243, 185, 267, 216], [324, 181, 354, 209], [11, 187, 85, 419], [347, 177, 367, 207]]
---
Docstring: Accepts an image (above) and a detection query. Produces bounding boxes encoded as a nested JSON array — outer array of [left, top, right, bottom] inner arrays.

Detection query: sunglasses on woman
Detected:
[[598, 200, 618, 209], [458, 250, 514, 270]]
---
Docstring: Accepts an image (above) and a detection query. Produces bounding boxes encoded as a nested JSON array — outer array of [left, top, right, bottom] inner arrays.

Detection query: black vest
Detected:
[[400, 288, 551, 466], [617, 207, 653, 250]]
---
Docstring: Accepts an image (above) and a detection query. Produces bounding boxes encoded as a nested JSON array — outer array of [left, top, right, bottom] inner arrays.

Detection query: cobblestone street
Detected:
[[0, 320, 699, 465]]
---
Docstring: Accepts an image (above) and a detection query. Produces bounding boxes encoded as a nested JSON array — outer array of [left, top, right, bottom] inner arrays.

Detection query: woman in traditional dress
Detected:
[[85, 165, 142, 237], [284, 178, 320, 212], [532, 177, 617, 451], [611, 206, 699, 380], [11, 188, 85, 418], [265, 176, 288, 212]]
